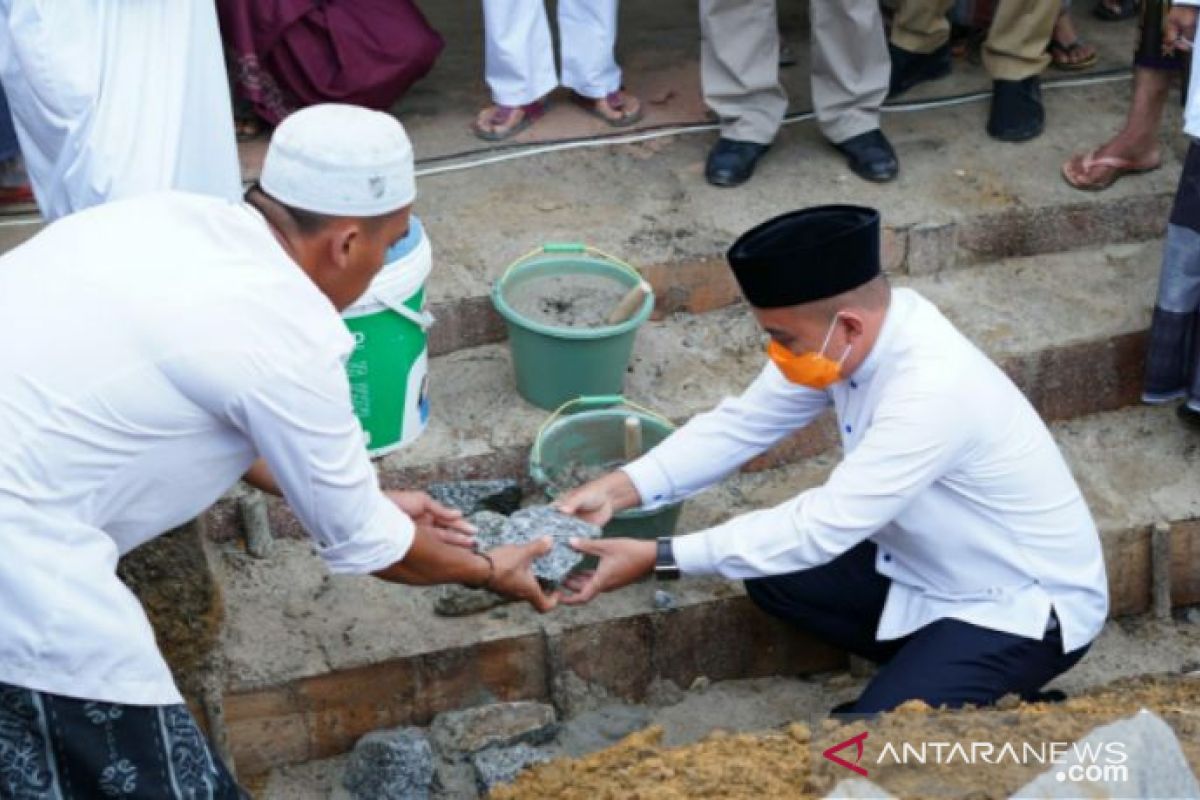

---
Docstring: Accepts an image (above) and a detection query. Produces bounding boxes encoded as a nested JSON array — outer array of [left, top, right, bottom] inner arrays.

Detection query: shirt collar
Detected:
[[847, 288, 910, 385]]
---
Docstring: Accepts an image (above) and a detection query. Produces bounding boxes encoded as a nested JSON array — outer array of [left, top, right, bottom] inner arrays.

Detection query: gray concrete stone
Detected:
[[427, 480, 522, 516], [475, 505, 602, 585], [430, 701, 558, 756], [824, 779, 897, 799], [343, 727, 436, 800], [1010, 710, 1200, 799], [471, 744, 552, 793], [654, 589, 677, 611], [433, 584, 509, 617]]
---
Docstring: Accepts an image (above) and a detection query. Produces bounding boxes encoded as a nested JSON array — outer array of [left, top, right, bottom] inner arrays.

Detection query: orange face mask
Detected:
[[766, 315, 850, 390]]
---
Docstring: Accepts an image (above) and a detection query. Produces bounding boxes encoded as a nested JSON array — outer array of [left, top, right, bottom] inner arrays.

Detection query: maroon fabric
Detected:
[[217, 0, 444, 125]]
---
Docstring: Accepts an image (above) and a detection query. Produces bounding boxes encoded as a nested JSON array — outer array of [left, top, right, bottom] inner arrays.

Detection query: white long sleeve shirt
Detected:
[[0, 192, 413, 705], [623, 289, 1109, 653]]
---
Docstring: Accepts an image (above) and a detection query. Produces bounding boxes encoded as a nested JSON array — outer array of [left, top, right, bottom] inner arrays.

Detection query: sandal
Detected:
[[1092, 0, 1138, 21], [472, 100, 546, 142], [1049, 38, 1098, 71], [1061, 148, 1161, 191], [0, 183, 36, 216], [572, 90, 644, 128]]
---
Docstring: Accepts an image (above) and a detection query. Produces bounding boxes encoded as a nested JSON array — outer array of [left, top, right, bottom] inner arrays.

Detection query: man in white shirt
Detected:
[[559, 205, 1109, 714], [0, 105, 554, 798]]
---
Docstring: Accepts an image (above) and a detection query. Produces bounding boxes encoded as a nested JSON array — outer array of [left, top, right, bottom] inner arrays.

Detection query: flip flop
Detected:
[[1061, 149, 1160, 191], [1049, 39, 1098, 71], [472, 100, 547, 142], [572, 90, 644, 128]]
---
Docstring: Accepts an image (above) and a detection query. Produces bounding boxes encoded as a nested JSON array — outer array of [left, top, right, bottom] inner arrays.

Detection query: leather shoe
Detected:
[[888, 42, 952, 98], [834, 129, 899, 183], [987, 77, 1044, 142], [705, 138, 770, 187], [1178, 402, 1200, 430]]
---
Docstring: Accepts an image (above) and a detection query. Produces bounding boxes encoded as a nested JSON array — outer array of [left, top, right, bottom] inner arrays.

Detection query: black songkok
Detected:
[[727, 205, 881, 308]]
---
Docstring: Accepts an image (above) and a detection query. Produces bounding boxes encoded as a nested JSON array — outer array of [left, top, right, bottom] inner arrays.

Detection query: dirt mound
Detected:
[[492, 674, 1200, 799]]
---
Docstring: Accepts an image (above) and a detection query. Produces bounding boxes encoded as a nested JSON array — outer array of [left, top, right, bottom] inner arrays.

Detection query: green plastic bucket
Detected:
[[491, 244, 654, 411], [342, 216, 434, 457], [530, 396, 684, 540]]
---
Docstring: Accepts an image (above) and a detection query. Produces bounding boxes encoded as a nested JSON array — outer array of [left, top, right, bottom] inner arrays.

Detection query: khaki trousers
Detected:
[[699, 0, 889, 145], [890, 0, 1058, 80]]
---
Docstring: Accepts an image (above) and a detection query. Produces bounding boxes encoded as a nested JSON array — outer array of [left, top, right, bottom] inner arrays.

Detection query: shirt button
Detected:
[[845, 424, 852, 434], [883, 553, 892, 562], [850, 380, 858, 389]]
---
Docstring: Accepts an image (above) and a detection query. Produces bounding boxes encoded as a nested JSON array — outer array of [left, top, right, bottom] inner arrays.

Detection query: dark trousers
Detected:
[[0, 682, 245, 800], [745, 541, 1090, 714]]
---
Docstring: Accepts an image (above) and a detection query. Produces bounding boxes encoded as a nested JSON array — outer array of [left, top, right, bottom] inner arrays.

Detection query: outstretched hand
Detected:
[[486, 537, 560, 612], [386, 490, 476, 548], [559, 537, 656, 605]]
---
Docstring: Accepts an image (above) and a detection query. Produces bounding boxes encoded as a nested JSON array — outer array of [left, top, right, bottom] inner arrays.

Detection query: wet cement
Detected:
[[504, 274, 630, 329]]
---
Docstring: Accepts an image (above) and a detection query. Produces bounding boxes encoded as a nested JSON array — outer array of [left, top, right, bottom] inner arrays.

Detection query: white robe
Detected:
[[0, 0, 241, 220]]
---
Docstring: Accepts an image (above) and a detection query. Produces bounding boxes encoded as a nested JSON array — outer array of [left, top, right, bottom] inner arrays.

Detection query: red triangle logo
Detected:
[[823, 731, 869, 777]]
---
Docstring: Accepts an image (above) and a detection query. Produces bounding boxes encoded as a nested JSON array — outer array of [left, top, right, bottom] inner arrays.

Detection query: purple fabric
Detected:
[[217, 0, 444, 125]]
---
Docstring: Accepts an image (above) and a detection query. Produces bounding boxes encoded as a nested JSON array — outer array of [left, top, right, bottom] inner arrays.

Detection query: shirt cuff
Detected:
[[620, 454, 676, 511], [316, 493, 415, 574], [671, 530, 719, 576]]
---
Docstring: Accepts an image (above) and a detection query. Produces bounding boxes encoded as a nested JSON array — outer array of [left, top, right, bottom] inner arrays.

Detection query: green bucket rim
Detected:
[[529, 395, 681, 519], [490, 244, 654, 341]]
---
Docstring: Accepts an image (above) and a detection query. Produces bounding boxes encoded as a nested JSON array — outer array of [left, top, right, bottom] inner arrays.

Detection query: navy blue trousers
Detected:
[[744, 541, 1090, 714]]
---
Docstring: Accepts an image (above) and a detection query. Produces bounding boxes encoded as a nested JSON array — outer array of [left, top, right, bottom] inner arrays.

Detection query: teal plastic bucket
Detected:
[[530, 396, 684, 540], [491, 244, 654, 411], [341, 216, 434, 457]]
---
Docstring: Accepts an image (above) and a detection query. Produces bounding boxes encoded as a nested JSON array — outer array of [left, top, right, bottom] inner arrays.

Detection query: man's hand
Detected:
[[559, 537, 656, 605], [1165, 6, 1198, 53], [486, 538, 559, 612], [386, 490, 476, 548], [556, 471, 643, 528]]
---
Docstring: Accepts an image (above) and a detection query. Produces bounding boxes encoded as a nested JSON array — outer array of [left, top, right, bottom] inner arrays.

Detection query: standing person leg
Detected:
[[475, 0, 555, 141], [809, 0, 897, 182], [699, 0, 786, 187], [744, 541, 905, 665], [1144, 142, 1200, 428], [982, 0, 1059, 141], [888, 0, 957, 97], [0, 682, 246, 799], [849, 615, 1088, 713], [1062, 1, 1178, 189], [559, 0, 642, 127], [0, 82, 33, 214]]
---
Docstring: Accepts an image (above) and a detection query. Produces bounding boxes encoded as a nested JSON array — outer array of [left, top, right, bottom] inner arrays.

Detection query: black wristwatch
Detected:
[[654, 537, 681, 581]]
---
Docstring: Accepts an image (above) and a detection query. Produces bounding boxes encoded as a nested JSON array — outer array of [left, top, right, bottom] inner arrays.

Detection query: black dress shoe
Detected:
[[987, 77, 1044, 142], [888, 42, 952, 98], [834, 129, 899, 183], [1178, 402, 1200, 430], [705, 138, 770, 188]]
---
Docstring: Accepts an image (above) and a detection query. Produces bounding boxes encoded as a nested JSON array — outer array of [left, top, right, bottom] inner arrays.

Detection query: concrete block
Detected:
[[342, 727, 435, 800], [430, 701, 557, 755], [1010, 710, 1200, 799]]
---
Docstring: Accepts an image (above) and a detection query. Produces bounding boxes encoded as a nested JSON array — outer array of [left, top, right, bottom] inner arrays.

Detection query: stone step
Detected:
[[213, 402, 1199, 777], [204, 238, 1162, 547], [412, 78, 1181, 357]]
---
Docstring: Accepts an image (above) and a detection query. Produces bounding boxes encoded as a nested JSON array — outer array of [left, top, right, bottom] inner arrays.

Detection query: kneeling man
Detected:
[[561, 205, 1109, 713]]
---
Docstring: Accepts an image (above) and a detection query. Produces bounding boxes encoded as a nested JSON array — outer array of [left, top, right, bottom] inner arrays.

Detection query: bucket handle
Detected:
[[529, 394, 675, 474], [376, 295, 435, 331], [500, 243, 644, 285]]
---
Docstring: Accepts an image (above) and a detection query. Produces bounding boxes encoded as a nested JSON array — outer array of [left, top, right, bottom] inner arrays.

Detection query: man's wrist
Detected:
[[653, 537, 681, 580], [465, 551, 494, 590]]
